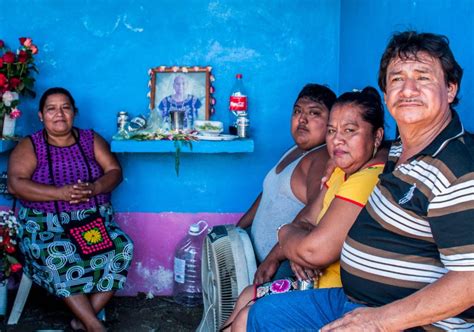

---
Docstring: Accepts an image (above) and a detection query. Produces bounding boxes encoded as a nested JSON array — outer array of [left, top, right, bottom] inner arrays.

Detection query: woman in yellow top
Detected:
[[222, 86, 386, 331]]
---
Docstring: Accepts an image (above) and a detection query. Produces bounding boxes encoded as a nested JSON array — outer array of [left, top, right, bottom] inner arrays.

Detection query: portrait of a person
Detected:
[[158, 75, 202, 129]]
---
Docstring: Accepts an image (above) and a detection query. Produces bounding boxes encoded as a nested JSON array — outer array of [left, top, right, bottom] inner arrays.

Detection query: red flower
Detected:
[[0, 40, 4, 48], [3, 51, 15, 63], [9, 77, 21, 89], [0, 57, 3, 68], [18, 50, 28, 63], [10, 263, 22, 273], [0, 73, 7, 87], [19, 37, 32, 47], [5, 244, 15, 254]]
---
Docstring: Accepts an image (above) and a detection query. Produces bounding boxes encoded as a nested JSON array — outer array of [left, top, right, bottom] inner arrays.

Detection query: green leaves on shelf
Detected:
[[174, 139, 193, 176], [128, 131, 197, 176]]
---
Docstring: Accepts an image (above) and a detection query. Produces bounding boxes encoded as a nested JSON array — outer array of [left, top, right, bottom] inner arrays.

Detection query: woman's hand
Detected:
[[60, 180, 95, 204], [290, 260, 320, 281]]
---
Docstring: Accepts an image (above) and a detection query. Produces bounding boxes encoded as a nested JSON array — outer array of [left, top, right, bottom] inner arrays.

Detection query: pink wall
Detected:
[[115, 212, 241, 296]]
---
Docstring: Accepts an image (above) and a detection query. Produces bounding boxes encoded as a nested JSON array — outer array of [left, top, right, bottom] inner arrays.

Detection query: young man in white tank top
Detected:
[[237, 84, 336, 284]]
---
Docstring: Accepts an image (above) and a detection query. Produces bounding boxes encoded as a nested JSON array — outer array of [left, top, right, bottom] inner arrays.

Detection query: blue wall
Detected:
[[1, 0, 473, 213], [0, 0, 340, 212], [339, 0, 474, 138]]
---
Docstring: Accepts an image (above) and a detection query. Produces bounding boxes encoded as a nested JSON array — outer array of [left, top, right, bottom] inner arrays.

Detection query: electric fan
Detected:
[[197, 224, 257, 332]]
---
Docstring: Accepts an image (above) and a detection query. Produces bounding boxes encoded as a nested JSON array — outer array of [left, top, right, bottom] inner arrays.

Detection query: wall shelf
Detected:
[[0, 140, 17, 153], [111, 139, 254, 153]]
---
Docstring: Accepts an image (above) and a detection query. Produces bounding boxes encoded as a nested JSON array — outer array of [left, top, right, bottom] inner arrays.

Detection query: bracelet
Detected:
[[276, 222, 291, 244]]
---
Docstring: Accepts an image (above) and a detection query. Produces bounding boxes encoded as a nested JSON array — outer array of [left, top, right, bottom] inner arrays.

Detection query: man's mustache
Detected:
[[393, 98, 424, 107]]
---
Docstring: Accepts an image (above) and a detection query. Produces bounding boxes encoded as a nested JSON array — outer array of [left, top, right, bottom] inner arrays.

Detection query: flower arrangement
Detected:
[[130, 130, 197, 176], [0, 210, 21, 281], [0, 37, 39, 119]]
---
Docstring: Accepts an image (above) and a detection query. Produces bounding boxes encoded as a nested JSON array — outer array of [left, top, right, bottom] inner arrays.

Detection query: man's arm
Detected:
[[279, 198, 362, 267], [322, 270, 474, 331]]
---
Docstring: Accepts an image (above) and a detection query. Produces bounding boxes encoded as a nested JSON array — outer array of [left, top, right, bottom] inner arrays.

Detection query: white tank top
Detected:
[[251, 144, 325, 262]]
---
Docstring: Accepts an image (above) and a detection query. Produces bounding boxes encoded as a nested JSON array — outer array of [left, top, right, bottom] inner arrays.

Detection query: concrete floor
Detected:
[[1, 285, 203, 332]]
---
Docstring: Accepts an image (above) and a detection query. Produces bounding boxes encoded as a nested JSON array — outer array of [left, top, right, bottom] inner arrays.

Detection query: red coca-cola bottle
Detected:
[[229, 74, 247, 135]]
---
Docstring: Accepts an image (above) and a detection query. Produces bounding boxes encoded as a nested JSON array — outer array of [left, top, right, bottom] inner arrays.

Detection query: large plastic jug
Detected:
[[173, 220, 208, 307]]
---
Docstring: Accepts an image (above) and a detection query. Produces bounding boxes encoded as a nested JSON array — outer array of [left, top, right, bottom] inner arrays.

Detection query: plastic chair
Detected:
[[7, 272, 32, 325], [7, 272, 106, 325]]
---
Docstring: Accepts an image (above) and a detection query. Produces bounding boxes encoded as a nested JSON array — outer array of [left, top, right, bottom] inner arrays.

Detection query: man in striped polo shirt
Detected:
[[247, 31, 473, 331]]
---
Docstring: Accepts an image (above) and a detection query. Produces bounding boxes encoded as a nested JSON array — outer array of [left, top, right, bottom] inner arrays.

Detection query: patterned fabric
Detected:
[[63, 214, 115, 257], [158, 94, 202, 128], [17, 204, 133, 298], [21, 128, 110, 213], [341, 111, 474, 330], [254, 277, 300, 300]]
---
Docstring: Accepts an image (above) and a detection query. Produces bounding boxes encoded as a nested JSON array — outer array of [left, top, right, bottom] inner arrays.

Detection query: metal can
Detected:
[[236, 115, 249, 138], [297, 279, 315, 290], [117, 111, 129, 131]]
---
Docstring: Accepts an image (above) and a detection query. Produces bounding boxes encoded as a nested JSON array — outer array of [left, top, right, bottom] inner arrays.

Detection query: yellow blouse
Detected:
[[316, 164, 384, 288]]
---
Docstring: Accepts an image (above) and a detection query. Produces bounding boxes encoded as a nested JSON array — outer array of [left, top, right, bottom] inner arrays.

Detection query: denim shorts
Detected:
[[247, 287, 365, 331]]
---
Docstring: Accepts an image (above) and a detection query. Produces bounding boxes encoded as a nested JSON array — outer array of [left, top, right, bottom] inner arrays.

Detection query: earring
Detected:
[[372, 145, 378, 159]]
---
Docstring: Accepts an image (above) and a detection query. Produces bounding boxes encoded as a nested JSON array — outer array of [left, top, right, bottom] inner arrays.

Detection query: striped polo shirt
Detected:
[[341, 111, 474, 331]]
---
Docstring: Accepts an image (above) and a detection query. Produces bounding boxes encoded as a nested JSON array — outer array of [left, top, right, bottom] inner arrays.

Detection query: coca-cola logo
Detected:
[[229, 96, 247, 111]]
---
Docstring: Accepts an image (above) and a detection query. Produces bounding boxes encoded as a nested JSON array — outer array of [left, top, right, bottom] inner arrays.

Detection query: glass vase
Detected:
[[2, 114, 16, 137]]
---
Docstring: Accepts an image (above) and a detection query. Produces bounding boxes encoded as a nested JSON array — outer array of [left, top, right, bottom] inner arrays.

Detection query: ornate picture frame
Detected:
[[148, 66, 214, 122]]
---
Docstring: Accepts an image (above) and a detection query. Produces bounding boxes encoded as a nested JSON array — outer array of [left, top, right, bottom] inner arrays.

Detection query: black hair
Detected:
[[39, 87, 78, 113], [334, 87, 385, 134], [295, 84, 337, 112], [378, 31, 463, 106]]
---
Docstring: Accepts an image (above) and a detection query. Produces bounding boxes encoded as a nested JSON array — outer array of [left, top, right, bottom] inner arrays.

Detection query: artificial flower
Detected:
[[8, 77, 20, 90], [0, 210, 21, 281], [2, 51, 15, 63], [30, 45, 38, 54], [0, 37, 38, 119], [0, 73, 6, 88], [18, 50, 28, 63], [19, 37, 32, 47], [2, 91, 19, 106], [5, 244, 15, 254], [10, 263, 22, 273], [10, 108, 22, 119]]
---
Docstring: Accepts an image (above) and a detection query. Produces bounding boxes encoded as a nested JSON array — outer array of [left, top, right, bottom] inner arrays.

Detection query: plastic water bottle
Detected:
[[228, 73, 248, 135], [173, 220, 208, 307]]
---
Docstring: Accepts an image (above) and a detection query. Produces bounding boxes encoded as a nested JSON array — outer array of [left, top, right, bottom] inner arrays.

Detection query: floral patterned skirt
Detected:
[[17, 204, 134, 298]]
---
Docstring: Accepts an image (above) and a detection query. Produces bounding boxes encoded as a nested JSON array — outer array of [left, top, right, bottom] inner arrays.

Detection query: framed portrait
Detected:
[[148, 66, 214, 123]]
